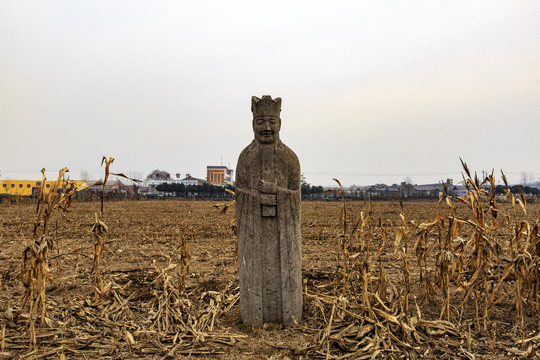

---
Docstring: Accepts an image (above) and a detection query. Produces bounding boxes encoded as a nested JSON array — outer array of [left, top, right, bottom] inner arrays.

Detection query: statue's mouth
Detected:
[[262, 131, 274, 137]]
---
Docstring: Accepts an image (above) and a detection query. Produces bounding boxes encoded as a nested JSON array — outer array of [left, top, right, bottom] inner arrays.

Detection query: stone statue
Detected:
[[235, 95, 302, 326]]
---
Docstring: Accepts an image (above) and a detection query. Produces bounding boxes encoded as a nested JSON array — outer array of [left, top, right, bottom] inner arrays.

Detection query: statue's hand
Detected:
[[259, 180, 277, 194], [260, 194, 277, 206]]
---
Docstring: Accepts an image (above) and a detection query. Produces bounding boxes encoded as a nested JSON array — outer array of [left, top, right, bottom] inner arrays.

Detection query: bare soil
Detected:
[[1, 199, 539, 359]]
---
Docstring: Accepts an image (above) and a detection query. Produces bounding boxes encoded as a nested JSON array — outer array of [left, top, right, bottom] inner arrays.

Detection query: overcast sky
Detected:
[[1, 1, 539, 187]]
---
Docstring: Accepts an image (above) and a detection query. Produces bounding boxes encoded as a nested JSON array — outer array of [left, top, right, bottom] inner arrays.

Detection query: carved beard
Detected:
[[256, 130, 279, 144]]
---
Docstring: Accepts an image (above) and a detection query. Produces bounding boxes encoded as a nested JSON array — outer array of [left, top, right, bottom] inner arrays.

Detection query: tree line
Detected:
[[154, 182, 325, 199], [301, 184, 324, 199], [495, 184, 540, 196], [156, 182, 234, 198], [153, 182, 539, 199]]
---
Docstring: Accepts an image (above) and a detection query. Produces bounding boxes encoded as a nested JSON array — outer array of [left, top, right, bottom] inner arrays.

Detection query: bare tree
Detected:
[[146, 170, 171, 181], [129, 171, 144, 182], [520, 172, 534, 186], [81, 170, 91, 181]]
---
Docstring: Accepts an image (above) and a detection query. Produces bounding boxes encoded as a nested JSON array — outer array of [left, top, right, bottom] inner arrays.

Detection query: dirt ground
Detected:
[[1, 198, 539, 359]]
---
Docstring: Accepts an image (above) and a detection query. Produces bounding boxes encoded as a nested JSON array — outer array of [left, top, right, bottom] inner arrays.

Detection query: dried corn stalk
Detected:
[[20, 167, 88, 350], [91, 213, 108, 300], [91, 156, 141, 300]]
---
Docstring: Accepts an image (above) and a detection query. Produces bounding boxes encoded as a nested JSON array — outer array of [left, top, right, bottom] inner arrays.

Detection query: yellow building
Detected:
[[0, 180, 87, 197], [206, 166, 233, 186]]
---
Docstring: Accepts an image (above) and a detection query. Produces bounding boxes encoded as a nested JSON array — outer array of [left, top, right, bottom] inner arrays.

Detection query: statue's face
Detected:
[[253, 116, 280, 144]]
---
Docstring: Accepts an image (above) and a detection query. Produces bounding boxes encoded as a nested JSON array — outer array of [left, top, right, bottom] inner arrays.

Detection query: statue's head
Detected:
[[251, 95, 281, 144]]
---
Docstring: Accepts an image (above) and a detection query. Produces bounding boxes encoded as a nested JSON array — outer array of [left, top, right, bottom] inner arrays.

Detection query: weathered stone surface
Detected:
[[235, 95, 302, 326]]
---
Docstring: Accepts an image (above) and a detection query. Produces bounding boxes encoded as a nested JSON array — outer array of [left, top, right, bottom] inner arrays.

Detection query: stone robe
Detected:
[[235, 139, 302, 326]]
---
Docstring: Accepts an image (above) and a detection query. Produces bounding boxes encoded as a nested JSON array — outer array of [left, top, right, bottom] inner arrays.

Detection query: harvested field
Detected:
[[1, 195, 539, 359]]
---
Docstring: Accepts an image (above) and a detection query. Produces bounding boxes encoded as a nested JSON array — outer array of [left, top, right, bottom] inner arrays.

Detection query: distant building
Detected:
[[0, 179, 87, 197], [181, 174, 205, 186], [334, 178, 469, 200], [109, 180, 137, 195], [87, 180, 124, 192], [368, 183, 400, 199], [140, 174, 207, 195], [450, 184, 468, 197], [404, 179, 467, 198], [207, 166, 233, 186], [143, 179, 176, 195]]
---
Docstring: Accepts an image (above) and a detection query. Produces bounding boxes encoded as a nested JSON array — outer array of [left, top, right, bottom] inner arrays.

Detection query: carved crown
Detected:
[[251, 95, 281, 119]]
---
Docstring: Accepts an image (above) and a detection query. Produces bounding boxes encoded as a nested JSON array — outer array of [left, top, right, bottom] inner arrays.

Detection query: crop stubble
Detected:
[[0, 198, 539, 359]]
